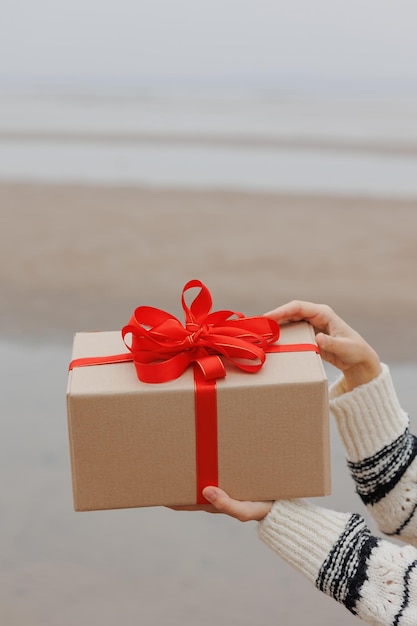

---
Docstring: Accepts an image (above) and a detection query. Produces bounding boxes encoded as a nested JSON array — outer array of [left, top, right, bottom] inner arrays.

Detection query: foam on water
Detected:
[[1, 92, 417, 196]]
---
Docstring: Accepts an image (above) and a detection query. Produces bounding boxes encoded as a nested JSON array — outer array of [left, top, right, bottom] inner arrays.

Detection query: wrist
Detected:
[[330, 363, 409, 463]]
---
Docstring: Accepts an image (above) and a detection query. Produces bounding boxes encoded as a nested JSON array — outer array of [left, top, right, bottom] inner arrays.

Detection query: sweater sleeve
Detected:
[[258, 499, 417, 625], [329, 364, 417, 544]]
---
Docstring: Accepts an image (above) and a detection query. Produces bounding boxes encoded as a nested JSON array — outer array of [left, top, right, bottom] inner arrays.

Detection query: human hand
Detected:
[[265, 300, 382, 391], [169, 486, 273, 522]]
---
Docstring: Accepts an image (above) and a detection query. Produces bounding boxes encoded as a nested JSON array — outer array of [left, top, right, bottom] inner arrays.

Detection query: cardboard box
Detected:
[[67, 321, 330, 511]]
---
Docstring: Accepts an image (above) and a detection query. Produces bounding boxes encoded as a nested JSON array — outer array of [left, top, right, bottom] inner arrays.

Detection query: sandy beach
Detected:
[[1, 182, 417, 626], [2, 182, 417, 358]]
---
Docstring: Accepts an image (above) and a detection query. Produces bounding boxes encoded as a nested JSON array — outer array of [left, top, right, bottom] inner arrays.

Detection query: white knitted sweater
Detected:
[[258, 364, 417, 625]]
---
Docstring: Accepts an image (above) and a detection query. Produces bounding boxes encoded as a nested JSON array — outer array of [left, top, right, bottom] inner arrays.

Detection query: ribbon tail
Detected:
[[193, 365, 218, 503], [267, 343, 320, 355], [69, 353, 133, 371]]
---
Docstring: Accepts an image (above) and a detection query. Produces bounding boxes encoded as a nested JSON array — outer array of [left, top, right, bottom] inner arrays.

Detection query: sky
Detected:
[[1, 0, 417, 93]]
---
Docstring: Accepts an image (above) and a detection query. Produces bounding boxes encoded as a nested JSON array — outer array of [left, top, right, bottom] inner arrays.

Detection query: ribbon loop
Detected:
[[122, 280, 280, 383]]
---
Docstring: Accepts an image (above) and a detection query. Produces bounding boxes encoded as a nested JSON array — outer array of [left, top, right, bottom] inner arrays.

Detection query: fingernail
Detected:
[[202, 487, 217, 502]]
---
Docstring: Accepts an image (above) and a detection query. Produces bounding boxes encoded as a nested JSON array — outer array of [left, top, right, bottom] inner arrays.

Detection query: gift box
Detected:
[[66, 281, 330, 511]]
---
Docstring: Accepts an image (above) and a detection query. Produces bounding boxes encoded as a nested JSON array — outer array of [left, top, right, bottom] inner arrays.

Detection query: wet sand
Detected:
[[1, 182, 417, 359], [1, 182, 417, 626]]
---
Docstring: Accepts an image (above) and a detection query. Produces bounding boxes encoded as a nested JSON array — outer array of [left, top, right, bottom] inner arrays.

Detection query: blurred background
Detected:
[[1, 1, 417, 624]]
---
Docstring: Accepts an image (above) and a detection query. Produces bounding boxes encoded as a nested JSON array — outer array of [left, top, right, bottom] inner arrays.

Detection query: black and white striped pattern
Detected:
[[316, 513, 379, 614], [347, 428, 417, 506], [393, 559, 417, 626]]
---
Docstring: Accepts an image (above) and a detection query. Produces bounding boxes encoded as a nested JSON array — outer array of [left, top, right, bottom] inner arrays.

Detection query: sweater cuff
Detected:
[[329, 363, 409, 463], [258, 499, 352, 584]]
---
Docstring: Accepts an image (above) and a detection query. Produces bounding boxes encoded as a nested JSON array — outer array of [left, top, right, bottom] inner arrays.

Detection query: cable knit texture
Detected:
[[329, 364, 410, 462], [258, 365, 417, 625]]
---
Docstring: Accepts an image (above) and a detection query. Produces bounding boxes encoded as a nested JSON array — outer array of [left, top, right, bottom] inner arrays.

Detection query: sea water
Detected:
[[1, 89, 417, 196]]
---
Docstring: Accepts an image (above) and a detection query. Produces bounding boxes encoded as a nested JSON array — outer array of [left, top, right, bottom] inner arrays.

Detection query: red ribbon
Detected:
[[121, 279, 280, 383], [69, 279, 319, 504]]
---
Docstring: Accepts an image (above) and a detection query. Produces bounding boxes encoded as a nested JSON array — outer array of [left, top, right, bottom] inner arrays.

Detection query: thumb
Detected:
[[316, 332, 358, 367], [316, 332, 342, 355], [202, 486, 272, 522]]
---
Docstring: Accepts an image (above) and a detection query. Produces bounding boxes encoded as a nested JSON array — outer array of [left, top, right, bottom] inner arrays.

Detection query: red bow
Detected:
[[122, 279, 280, 384]]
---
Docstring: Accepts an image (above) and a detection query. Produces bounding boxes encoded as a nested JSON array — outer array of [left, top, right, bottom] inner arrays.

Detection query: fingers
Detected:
[[314, 333, 355, 371], [202, 487, 273, 522], [167, 504, 219, 513], [264, 300, 336, 333], [266, 298, 381, 393], [167, 487, 274, 521], [264, 301, 378, 375], [315, 332, 354, 362]]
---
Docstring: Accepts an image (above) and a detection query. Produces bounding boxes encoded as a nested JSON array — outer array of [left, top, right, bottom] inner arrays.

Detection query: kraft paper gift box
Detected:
[[67, 330, 331, 511], [66, 281, 330, 511]]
